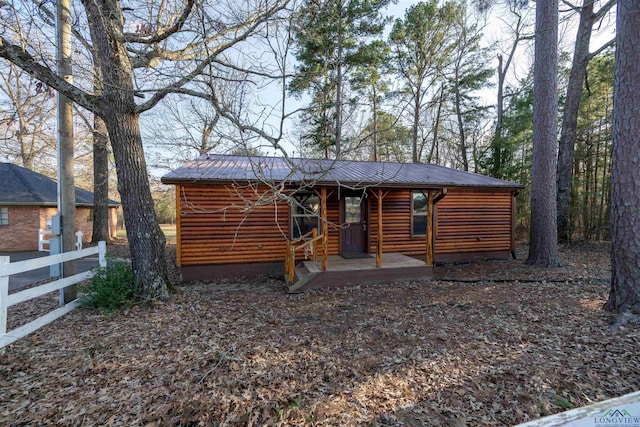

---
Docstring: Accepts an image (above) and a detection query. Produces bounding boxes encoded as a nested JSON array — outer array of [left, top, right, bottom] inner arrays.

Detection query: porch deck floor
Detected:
[[294, 253, 432, 291], [305, 252, 427, 272]]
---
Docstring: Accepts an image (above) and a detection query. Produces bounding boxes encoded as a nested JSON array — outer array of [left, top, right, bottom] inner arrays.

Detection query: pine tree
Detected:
[[389, 0, 459, 163], [527, 0, 562, 267], [605, 0, 640, 313], [446, 3, 493, 171], [290, 0, 390, 158]]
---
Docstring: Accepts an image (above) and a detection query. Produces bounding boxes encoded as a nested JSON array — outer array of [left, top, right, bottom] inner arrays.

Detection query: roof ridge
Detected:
[[8, 163, 48, 203], [204, 153, 437, 167], [1, 163, 121, 206]]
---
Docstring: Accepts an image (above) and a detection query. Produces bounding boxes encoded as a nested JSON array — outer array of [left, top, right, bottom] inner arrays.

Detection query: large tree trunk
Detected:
[[427, 84, 445, 164], [412, 85, 421, 163], [492, 54, 505, 177], [453, 68, 469, 171], [334, 0, 343, 159], [527, 0, 562, 267], [91, 44, 111, 244], [605, 0, 640, 313], [84, 0, 169, 299], [92, 115, 110, 243], [19, 133, 35, 170], [104, 113, 169, 298], [556, 0, 594, 243], [372, 88, 378, 162]]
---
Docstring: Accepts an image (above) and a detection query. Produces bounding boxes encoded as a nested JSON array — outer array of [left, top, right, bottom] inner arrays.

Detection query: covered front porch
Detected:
[[288, 252, 433, 292], [284, 186, 444, 292]]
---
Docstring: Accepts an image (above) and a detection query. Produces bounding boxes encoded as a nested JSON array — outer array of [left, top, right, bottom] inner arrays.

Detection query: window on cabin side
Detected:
[[412, 192, 427, 236], [291, 194, 320, 239], [0, 207, 8, 226]]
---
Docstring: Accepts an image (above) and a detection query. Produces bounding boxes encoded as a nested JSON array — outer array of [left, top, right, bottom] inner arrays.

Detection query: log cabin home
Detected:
[[161, 154, 524, 291]]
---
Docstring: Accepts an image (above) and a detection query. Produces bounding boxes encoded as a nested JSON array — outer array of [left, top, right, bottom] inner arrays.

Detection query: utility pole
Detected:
[[56, 0, 77, 303]]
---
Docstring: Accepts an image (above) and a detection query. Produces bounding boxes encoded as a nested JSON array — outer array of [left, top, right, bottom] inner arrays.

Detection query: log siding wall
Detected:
[[434, 189, 514, 255], [178, 185, 290, 266], [177, 185, 515, 267], [367, 188, 513, 256], [368, 190, 422, 255], [178, 185, 344, 267]]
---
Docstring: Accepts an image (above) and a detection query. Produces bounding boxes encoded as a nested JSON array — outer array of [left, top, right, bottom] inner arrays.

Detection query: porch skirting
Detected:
[[181, 262, 284, 282], [179, 249, 512, 287]]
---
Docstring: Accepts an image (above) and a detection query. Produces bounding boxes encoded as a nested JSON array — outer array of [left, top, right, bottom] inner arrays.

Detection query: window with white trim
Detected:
[[0, 207, 8, 226]]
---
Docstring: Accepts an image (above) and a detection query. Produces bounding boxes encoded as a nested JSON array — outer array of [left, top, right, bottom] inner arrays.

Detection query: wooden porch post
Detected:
[[321, 186, 328, 271], [289, 245, 296, 284], [425, 190, 434, 266], [377, 188, 383, 267], [312, 227, 318, 262], [285, 240, 291, 282]]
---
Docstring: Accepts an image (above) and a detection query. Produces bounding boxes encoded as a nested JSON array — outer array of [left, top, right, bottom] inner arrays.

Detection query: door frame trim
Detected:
[[339, 190, 369, 255]]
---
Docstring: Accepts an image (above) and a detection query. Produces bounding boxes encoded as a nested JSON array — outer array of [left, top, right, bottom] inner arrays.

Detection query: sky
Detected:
[[247, 0, 533, 159], [142, 0, 617, 174]]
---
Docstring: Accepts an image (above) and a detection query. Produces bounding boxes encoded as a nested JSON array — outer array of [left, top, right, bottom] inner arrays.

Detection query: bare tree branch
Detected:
[[130, 1, 291, 65], [0, 37, 99, 114], [32, 0, 94, 54], [592, 0, 617, 21], [135, 0, 290, 113], [588, 37, 615, 60], [122, 0, 196, 44], [560, 0, 581, 13]]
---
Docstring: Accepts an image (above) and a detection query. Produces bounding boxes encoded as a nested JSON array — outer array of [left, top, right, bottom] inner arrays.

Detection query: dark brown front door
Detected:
[[342, 194, 367, 255]]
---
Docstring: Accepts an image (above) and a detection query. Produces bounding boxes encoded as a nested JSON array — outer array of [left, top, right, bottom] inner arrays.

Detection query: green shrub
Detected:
[[79, 259, 137, 313]]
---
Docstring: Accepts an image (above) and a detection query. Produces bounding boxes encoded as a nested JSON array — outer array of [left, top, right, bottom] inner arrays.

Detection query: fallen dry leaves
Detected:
[[1, 242, 638, 426]]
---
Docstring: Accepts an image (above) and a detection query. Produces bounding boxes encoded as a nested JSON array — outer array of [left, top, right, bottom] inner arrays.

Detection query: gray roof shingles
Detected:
[[162, 154, 523, 189], [0, 163, 119, 206]]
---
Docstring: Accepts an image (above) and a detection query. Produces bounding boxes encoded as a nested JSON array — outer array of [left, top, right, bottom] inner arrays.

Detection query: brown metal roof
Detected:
[[161, 154, 523, 189]]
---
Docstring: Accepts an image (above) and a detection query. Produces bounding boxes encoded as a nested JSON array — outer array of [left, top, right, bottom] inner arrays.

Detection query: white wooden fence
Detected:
[[37, 229, 51, 252], [0, 241, 106, 349], [38, 230, 84, 252]]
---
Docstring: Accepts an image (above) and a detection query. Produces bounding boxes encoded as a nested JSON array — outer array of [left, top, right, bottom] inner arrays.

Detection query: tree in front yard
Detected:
[[605, 0, 640, 313], [0, 0, 289, 300], [526, 0, 562, 267]]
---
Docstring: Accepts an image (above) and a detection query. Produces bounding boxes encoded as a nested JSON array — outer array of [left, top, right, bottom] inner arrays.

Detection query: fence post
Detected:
[[75, 231, 83, 251], [98, 241, 107, 268], [0, 256, 9, 352]]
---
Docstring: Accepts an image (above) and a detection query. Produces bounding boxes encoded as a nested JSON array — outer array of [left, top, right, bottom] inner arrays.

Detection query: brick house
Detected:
[[0, 163, 119, 251]]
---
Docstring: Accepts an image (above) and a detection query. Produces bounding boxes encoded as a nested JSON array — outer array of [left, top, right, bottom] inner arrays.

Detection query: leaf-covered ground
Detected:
[[1, 242, 639, 426]]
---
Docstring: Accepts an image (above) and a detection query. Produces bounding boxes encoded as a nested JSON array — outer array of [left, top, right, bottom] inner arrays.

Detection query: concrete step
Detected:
[[288, 265, 320, 293], [302, 260, 321, 273]]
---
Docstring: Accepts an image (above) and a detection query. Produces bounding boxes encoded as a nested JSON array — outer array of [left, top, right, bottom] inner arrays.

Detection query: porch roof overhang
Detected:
[[161, 154, 524, 191]]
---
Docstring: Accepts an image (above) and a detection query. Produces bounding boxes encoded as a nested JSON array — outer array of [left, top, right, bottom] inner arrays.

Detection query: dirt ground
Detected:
[[1, 242, 638, 426]]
